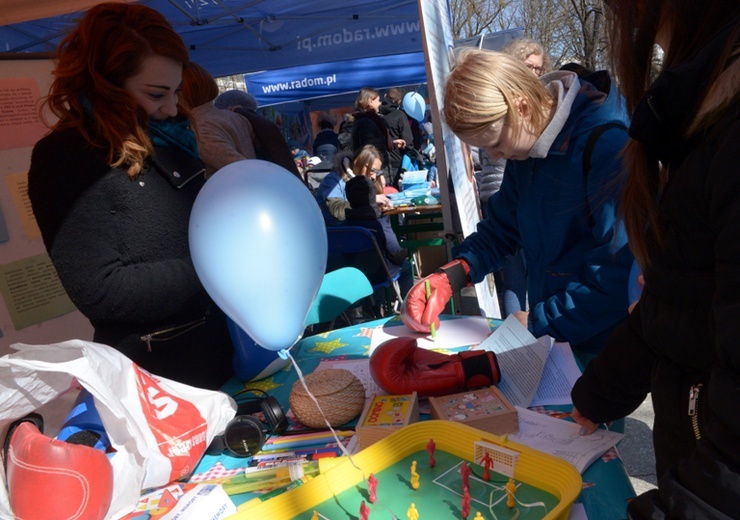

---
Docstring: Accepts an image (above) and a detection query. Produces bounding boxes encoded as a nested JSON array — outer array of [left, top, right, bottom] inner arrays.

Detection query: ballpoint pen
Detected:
[[236, 475, 314, 511]]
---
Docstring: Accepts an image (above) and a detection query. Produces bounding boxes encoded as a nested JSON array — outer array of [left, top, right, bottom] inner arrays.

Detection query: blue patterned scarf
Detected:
[[149, 117, 199, 158], [80, 95, 199, 158]]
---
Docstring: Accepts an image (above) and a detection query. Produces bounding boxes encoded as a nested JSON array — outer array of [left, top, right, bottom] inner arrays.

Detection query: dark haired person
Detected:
[[312, 119, 340, 162], [380, 87, 414, 187], [569, 1, 740, 517]]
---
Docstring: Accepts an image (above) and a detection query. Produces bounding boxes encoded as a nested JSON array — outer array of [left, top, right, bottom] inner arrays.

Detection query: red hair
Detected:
[[45, 2, 189, 176], [179, 62, 219, 110]]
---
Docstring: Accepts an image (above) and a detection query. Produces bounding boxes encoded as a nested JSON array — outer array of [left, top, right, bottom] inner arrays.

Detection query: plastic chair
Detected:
[[230, 267, 373, 380], [304, 267, 373, 329], [326, 225, 403, 316]]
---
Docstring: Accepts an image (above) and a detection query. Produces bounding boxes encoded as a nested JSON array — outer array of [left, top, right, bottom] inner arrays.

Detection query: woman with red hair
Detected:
[[27, 3, 234, 389]]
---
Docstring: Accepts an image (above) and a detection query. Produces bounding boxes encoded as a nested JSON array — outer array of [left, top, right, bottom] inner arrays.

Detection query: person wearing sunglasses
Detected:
[[402, 47, 634, 369], [314, 145, 393, 224]]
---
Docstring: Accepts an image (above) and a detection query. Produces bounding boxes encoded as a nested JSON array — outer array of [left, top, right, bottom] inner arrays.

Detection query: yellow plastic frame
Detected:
[[235, 420, 582, 519]]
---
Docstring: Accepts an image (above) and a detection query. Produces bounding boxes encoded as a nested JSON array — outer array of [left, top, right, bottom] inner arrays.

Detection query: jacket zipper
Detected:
[[140, 316, 207, 352], [688, 383, 703, 441]]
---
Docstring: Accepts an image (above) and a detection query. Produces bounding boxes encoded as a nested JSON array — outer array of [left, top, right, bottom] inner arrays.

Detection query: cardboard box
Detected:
[[355, 393, 419, 450], [428, 386, 518, 436]]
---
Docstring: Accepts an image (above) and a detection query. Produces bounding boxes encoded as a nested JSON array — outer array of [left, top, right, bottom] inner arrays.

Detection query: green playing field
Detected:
[[289, 449, 558, 520]]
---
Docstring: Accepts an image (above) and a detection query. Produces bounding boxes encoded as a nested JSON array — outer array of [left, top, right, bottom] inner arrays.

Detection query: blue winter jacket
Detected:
[[315, 170, 346, 225], [453, 77, 633, 353]]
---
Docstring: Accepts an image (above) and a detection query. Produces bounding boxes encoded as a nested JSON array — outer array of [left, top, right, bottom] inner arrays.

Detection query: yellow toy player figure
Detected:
[[407, 502, 419, 520], [505, 478, 517, 508], [410, 460, 420, 490], [311, 512, 319, 520], [473, 513, 484, 520]]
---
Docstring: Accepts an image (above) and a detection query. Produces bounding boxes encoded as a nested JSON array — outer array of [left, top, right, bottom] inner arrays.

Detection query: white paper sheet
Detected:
[[568, 503, 588, 520], [368, 316, 493, 354], [508, 407, 624, 474], [530, 341, 583, 407], [474, 315, 549, 407]]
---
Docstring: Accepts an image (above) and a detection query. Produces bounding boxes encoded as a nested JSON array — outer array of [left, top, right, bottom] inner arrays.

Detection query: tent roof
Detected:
[[0, 0, 423, 77], [245, 27, 523, 112]]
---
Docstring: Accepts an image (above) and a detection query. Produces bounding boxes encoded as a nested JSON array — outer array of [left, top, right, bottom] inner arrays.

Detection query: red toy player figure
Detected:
[[426, 438, 436, 467], [368, 473, 378, 504], [460, 462, 471, 490], [360, 500, 370, 520], [480, 452, 493, 481], [461, 485, 471, 519]]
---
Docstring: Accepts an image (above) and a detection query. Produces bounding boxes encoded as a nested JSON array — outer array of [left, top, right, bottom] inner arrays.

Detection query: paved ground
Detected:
[[618, 396, 658, 495]]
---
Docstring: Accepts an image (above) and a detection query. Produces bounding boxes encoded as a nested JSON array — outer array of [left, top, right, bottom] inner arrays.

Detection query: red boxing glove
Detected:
[[369, 337, 501, 397], [5, 416, 113, 520], [401, 259, 471, 333]]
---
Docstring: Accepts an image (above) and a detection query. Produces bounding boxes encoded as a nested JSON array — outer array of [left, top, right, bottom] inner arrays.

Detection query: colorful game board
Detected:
[[238, 421, 581, 520]]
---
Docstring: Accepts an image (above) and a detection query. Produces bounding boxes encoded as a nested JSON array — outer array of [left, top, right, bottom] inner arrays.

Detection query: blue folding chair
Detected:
[[305, 267, 373, 329], [326, 225, 403, 316], [230, 267, 374, 380]]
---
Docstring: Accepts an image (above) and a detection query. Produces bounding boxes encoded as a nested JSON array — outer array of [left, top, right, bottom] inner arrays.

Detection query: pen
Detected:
[[249, 447, 341, 463], [266, 429, 355, 445], [425, 280, 436, 340], [260, 436, 346, 451], [221, 460, 322, 495], [237, 475, 313, 511]]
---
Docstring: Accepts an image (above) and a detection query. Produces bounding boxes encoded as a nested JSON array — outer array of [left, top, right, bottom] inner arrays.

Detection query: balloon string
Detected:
[[284, 349, 364, 476]]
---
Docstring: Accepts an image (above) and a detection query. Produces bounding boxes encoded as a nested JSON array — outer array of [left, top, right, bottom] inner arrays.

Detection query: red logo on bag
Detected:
[[134, 368, 208, 481]]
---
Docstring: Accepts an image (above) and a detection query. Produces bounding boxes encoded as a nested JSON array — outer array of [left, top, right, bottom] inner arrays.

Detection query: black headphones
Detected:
[[206, 390, 288, 458]]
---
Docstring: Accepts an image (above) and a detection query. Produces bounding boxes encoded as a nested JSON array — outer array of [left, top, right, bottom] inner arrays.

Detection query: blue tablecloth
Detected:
[[199, 315, 635, 519]]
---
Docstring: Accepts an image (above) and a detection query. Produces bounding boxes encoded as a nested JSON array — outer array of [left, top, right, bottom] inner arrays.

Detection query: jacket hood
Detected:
[[690, 41, 740, 135], [379, 102, 400, 115], [630, 15, 739, 164]]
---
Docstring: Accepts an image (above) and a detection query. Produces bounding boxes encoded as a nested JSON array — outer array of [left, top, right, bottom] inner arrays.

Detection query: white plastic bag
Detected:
[[0, 340, 235, 519]]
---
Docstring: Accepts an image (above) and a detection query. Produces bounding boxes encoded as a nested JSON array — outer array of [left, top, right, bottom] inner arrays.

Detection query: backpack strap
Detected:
[[582, 122, 628, 227]]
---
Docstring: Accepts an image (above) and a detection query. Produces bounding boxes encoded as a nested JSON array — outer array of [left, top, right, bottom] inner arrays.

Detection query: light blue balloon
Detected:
[[403, 92, 426, 123], [189, 160, 327, 352]]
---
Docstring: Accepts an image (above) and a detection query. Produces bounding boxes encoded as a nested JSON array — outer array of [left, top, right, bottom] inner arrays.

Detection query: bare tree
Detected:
[[490, 0, 610, 71], [562, 0, 608, 70], [216, 75, 247, 92], [449, 0, 515, 39]]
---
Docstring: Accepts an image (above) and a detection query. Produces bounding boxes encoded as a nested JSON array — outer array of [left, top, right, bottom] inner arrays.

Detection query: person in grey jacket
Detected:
[[179, 62, 256, 177]]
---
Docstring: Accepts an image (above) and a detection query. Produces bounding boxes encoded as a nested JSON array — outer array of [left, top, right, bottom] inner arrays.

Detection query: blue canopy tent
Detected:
[[0, 0, 424, 78], [243, 28, 523, 113], [245, 51, 428, 112]]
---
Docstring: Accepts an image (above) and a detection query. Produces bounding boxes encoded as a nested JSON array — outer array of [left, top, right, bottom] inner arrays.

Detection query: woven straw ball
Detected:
[[289, 369, 365, 428]]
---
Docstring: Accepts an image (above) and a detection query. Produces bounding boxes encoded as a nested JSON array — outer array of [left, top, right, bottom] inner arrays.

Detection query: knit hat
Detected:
[[214, 90, 258, 111], [346, 175, 376, 209]]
